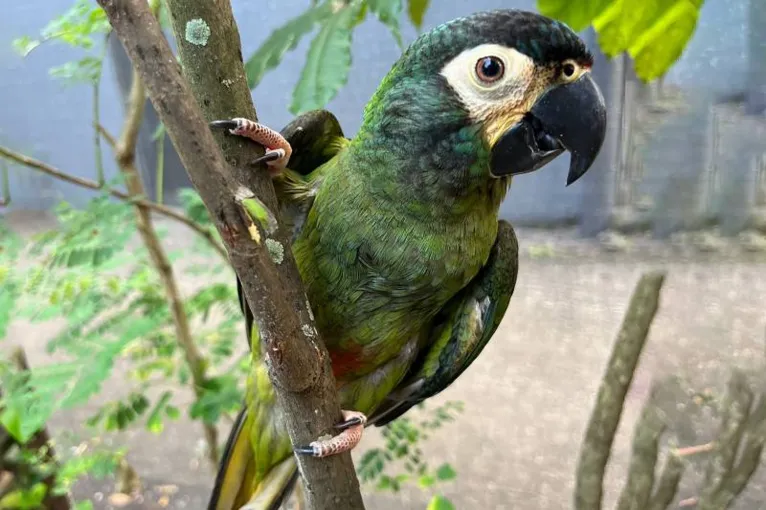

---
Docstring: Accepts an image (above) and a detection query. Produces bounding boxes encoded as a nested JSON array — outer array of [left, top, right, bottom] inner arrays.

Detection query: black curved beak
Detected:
[[489, 72, 607, 186]]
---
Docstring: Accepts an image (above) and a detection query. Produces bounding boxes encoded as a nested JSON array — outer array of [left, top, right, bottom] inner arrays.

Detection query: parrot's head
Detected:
[[360, 9, 607, 188]]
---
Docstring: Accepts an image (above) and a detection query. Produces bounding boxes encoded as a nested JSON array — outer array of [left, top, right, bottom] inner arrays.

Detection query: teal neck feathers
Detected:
[[348, 71, 510, 222]]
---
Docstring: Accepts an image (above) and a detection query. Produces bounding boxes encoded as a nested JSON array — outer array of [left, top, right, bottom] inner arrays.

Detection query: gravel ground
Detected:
[[3, 211, 766, 510]]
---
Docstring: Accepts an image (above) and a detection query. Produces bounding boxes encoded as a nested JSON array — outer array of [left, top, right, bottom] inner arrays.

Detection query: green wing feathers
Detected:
[[272, 110, 349, 243], [208, 409, 298, 510], [369, 220, 519, 426]]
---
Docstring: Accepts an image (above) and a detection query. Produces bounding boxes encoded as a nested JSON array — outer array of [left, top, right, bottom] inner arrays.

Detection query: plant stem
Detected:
[[93, 32, 111, 186], [575, 271, 666, 510], [0, 143, 227, 260], [156, 131, 165, 204], [0, 161, 9, 207], [115, 65, 219, 469]]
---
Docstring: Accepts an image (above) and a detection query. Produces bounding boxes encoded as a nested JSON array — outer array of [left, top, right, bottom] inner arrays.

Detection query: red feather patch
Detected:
[[329, 345, 363, 381]]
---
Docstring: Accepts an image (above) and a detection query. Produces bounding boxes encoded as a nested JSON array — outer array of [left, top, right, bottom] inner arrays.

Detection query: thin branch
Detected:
[[96, 1, 365, 508], [699, 371, 752, 502], [113, 44, 219, 468], [93, 32, 112, 186], [0, 143, 227, 260], [648, 453, 685, 510], [616, 382, 667, 510], [97, 123, 118, 149], [155, 130, 165, 204], [575, 271, 666, 510], [697, 371, 758, 510], [0, 160, 9, 207]]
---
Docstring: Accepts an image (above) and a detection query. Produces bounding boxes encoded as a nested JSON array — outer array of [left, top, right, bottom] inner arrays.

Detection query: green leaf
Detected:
[[165, 405, 181, 420], [537, 0, 613, 32], [628, 0, 702, 81], [245, 2, 334, 89], [356, 448, 386, 482], [426, 495, 456, 510], [406, 0, 430, 29], [375, 474, 400, 492], [418, 474, 435, 488], [49, 56, 103, 85], [0, 406, 25, 443], [56, 448, 121, 494], [435, 463, 457, 481], [12, 36, 42, 57], [368, 0, 404, 48], [0, 483, 47, 509], [146, 390, 173, 434], [539, 0, 705, 81], [290, 2, 360, 115], [40, 0, 110, 49], [189, 375, 243, 424], [0, 278, 18, 340]]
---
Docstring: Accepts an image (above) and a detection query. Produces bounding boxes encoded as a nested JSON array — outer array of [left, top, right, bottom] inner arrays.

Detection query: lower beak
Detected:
[[489, 72, 607, 186]]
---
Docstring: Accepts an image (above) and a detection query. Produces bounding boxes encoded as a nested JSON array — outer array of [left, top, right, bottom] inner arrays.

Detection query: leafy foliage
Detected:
[[245, 2, 336, 91], [357, 401, 463, 507], [368, 0, 404, 48], [290, 1, 363, 114], [0, 430, 122, 510], [406, 0, 430, 30], [246, 0, 705, 115], [12, 0, 110, 86], [537, 0, 706, 81], [245, 0, 418, 115], [0, 188, 244, 499]]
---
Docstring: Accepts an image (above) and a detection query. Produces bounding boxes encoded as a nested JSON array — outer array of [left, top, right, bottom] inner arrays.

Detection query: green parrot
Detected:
[[207, 8, 606, 510]]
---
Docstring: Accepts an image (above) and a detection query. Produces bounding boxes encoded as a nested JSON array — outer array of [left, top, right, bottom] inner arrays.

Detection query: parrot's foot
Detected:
[[294, 410, 367, 458], [209, 117, 292, 173]]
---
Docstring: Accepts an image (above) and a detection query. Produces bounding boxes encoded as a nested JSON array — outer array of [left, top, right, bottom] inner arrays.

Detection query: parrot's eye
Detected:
[[560, 60, 578, 82], [475, 56, 505, 84]]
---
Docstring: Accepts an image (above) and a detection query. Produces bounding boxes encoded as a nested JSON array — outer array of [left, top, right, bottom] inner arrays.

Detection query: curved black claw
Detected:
[[253, 151, 282, 166], [334, 416, 364, 430], [294, 445, 317, 456], [209, 120, 239, 130]]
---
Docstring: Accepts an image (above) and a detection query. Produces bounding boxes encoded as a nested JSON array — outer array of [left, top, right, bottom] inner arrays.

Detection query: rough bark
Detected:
[[94, 1, 365, 509], [575, 271, 666, 510]]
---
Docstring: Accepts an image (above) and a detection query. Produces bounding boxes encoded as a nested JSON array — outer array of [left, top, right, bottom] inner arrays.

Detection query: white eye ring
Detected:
[[561, 60, 579, 81], [474, 56, 505, 84]]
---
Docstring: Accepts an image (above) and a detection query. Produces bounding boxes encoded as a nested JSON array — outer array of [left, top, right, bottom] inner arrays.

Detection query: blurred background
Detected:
[[1, 0, 765, 509]]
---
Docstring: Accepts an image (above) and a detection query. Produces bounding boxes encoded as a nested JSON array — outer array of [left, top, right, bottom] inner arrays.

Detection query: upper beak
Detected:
[[489, 72, 607, 186]]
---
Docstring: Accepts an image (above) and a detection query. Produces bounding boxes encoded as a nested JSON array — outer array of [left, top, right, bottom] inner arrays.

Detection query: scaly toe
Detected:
[[293, 410, 367, 458]]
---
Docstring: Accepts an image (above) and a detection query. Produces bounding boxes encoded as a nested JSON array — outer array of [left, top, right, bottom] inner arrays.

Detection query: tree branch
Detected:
[[0, 144, 227, 260], [575, 271, 666, 510], [615, 382, 667, 510], [97, 123, 118, 149], [95, 1, 365, 509]]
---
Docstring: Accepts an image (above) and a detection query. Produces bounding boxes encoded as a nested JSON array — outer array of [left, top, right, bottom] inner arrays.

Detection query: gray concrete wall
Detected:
[[0, 0, 762, 233]]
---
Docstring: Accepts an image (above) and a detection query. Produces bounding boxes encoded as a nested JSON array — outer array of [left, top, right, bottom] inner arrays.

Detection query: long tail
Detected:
[[208, 407, 299, 510]]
